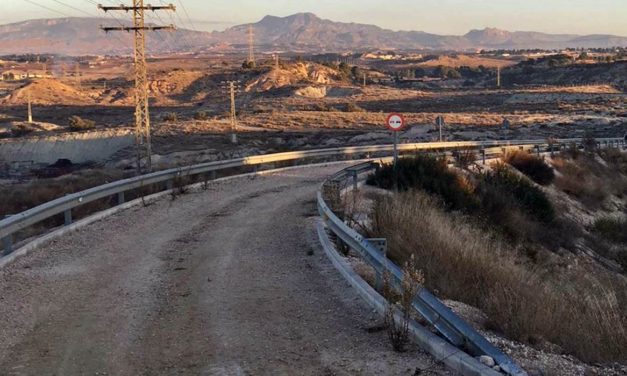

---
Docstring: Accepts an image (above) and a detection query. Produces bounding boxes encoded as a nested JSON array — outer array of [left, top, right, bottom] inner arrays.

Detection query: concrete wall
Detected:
[[0, 129, 134, 165]]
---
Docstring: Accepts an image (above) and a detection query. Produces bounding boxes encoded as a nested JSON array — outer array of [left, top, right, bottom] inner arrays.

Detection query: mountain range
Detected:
[[0, 13, 625, 56]]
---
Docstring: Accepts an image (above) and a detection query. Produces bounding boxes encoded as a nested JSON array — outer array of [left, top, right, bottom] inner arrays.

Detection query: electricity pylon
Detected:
[[98, 1, 176, 173], [247, 25, 256, 67]]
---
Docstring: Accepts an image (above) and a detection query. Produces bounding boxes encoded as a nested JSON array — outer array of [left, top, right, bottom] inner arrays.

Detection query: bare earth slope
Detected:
[[0, 166, 447, 375]]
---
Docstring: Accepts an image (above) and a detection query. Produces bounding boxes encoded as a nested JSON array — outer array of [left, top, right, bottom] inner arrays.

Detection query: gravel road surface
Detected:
[[0, 165, 448, 375]]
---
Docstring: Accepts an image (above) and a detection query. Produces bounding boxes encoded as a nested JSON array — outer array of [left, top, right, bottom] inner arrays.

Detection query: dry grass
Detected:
[[552, 153, 627, 208], [370, 191, 627, 364]]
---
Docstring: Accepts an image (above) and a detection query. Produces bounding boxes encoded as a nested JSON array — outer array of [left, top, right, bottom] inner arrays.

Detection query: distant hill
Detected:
[[0, 14, 625, 56], [0, 17, 213, 55]]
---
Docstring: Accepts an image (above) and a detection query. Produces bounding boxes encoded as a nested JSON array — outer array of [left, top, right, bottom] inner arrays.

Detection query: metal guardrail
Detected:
[[1, 137, 623, 257], [316, 138, 625, 376]]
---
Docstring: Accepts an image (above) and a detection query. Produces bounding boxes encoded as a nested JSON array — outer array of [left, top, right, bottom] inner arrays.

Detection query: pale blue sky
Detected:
[[5, 0, 627, 36]]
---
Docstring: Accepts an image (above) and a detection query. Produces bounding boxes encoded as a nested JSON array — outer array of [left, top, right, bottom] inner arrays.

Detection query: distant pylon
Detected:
[[248, 25, 256, 67]]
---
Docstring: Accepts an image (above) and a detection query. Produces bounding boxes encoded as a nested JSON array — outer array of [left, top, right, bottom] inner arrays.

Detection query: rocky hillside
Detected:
[[0, 17, 213, 55], [0, 14, 626, 55]]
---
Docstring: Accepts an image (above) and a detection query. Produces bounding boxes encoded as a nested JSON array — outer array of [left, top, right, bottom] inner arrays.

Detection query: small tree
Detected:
[[384, 255, 425, 352], [338, 62, 351, 77]]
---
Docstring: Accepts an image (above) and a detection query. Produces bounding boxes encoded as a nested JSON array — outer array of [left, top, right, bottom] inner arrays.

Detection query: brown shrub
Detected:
[[68, 116, 96, 131], [345, 102, 365, 112], [552, 156, 625, 207], [453, 149, 477, 170], [370, 191, 627, 363]]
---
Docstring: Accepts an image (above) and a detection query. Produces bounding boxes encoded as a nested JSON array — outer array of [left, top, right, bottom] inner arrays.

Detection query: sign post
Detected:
[[386, 113, 406, 169]]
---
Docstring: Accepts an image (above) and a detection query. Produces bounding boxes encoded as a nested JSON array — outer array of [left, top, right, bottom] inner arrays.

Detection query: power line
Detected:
[[158, 0, 195, 51], [176, 0, 198, 32], [146, 9, 184, 52], [51, 0, 98, 17], [23, 0, 71, 17], [79, 0, 132, 53]]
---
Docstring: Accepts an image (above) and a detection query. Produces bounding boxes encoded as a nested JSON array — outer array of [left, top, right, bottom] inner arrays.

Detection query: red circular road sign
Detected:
[[386, 113, 405, 132]]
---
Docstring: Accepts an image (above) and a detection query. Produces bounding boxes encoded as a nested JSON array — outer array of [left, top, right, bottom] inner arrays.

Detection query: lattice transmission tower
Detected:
[[247, 25, 256, 67], [98, 1, 176, 173]]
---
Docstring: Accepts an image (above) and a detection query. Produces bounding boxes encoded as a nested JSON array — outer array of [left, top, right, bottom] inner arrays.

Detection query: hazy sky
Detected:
[[5, 0, 627, 36]]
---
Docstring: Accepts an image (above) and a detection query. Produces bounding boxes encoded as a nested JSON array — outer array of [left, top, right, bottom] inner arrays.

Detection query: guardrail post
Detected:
[[367, 238, 387, 290], [535, 145, 540, 156], [117, 192, 125, 205], [64, 209, 72, 226], [166, 180, 173, 190], [210, 171, 217, 180], [481, 149, 486, 165], [2, 234, 12, 256], [349, 171, 358, 191]]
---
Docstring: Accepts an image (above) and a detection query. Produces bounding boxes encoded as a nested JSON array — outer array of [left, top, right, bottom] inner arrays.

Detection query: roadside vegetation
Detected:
[[366, 151, 627, 363], [68, 115, 96, 131]]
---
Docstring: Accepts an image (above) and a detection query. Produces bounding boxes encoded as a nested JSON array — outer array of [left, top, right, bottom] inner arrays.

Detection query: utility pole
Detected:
[[247, 25, 256, 67], [363, 72, 367, 87], [496, 66, 501, 88], [27, 91, 33, 123], [75, 62, 81, 89], [273, 53, 280, 83], [221, 80, 240, 144], [99, 1, 176, 173]]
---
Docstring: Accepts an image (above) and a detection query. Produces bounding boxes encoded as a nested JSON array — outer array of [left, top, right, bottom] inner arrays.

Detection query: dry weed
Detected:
[[371, 191, 627, 363]]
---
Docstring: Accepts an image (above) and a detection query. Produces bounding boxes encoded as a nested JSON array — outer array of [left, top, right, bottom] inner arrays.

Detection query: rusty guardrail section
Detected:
[[1, 137, 623, 256], [316, 138, 625, 376]]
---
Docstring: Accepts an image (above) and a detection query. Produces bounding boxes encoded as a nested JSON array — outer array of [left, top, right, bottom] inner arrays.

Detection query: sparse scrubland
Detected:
[[367, 150, 627, 364]]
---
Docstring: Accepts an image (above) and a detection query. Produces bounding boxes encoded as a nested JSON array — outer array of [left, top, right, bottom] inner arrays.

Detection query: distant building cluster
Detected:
[[0, 69, 52, 81]]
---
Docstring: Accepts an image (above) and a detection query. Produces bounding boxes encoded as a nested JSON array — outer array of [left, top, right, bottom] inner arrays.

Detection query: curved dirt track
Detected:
[[0, 165, 448, 376]]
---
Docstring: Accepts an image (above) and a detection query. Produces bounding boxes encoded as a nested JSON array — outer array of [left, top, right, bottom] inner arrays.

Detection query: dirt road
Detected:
[[0, 165, 448, 376]]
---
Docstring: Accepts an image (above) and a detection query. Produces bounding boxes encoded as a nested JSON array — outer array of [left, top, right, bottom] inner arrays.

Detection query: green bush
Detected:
[[368, 157, 556, 243], [162, 112, 178, 122], [367, 155, 477, 212], [481, 163, 555, 223], [68, 116, 96, 131], [504, 150, 555, 186]]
